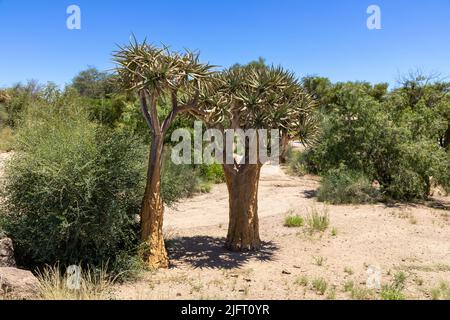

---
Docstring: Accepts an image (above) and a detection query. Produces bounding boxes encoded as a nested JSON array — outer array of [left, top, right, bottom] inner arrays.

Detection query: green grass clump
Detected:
[[284, 213, 304, 228], [343, 280, 375, 300], [380, 271, 407, 300], [312, 278, 328, 295], [295, 276, 309, 287], [313, 256, 326, 266], [430, 282, 450, 300], [306, 208, 330, 233]]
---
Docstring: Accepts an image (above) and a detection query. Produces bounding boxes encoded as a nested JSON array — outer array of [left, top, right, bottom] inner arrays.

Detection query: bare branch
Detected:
[[144, 90, 161, 134], [139, 91, 154, 133]]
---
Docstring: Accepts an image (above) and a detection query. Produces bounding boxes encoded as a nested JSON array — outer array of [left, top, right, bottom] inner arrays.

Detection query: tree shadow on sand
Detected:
[[381, 197, 450, 211], [167, 236, 278, 269], [302, 189, 317, 199], [426, 198, 450, 211]]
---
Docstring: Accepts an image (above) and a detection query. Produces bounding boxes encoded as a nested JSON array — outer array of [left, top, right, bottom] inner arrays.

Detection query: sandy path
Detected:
[[165, 165, 319, 230], [116, 164, 450, 300]]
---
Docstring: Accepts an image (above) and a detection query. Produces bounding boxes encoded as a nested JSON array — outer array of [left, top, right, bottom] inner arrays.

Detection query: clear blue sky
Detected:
[[1, 0, 449, 88]]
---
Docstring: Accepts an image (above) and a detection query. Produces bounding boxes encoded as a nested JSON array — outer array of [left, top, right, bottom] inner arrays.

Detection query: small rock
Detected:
[[0, 267, 39, 299], [243, 278, 252, 282], [366, 265, 382, 290], [0, 237, 16, 268], [282, 270, 291, 275], [176, 293, 182, 297]]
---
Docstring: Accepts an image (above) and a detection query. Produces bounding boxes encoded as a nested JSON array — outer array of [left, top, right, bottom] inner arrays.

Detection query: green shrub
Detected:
[[161, 150, 202, 205], [283, 214, 304, 228], [199, 163, 226, 184], [0, 127, 15, 151], [1, 107, 145, 268], [385, 141, 449, 200], [317, 166, 379, 204], [286, 149, 309, 176], [305, 81, 450, 202]]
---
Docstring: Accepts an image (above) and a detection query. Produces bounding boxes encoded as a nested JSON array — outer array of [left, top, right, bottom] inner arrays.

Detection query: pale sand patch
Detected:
[[116, 164, 450, 300]]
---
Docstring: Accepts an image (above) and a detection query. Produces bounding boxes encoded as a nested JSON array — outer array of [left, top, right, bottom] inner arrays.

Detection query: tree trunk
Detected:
[[224, 164, 262, 251], [140, 136, 169, 269], [280, 133, 290, 164]]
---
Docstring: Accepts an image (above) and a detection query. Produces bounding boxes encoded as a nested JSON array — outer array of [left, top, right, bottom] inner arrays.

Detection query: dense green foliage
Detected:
[[1, 106, 145, 267], [316, 165, 379, 204], [297, 75, 450, 202]]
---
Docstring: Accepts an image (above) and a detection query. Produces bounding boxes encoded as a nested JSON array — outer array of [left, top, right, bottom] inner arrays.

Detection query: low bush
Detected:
[[161, 151, 203, 205], [303, 80, 450, 202], [1, 107, 145, 269], [199, 163, 226, 184], [317, 166, 379, 204]]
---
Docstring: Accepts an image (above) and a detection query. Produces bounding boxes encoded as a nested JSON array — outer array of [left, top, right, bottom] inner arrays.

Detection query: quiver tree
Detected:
[[196, 65, 318, 251], [114, 39, 214, 268]]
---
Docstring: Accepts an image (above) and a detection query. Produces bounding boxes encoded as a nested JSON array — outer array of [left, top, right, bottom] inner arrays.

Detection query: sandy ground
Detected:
[[1, 152, 449, 300], [115, 165, 450, 300]]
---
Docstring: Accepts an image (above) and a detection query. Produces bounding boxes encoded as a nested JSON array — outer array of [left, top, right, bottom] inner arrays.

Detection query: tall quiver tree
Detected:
[[114, 39, 214, 268], [197, 65, 318, 251]]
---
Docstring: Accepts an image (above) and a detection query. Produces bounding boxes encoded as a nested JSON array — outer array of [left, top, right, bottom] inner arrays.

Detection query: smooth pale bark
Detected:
[[140, 135, 169, 268], [223, 164, 262, 251]]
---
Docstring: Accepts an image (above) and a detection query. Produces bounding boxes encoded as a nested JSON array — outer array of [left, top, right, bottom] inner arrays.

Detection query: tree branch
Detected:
[[139, 91, 154, 133], [144, 90, 161, 134], [177, 87, 200, 112]]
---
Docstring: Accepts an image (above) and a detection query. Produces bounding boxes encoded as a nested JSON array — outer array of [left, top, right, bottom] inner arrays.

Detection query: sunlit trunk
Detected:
[[223, 164, 262, 251], [140, 135, 169, 269], [280, 133, 290, 164]]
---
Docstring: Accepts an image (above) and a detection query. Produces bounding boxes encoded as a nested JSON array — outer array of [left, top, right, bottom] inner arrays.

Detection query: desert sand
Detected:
[[115, 164, 450, 300]]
